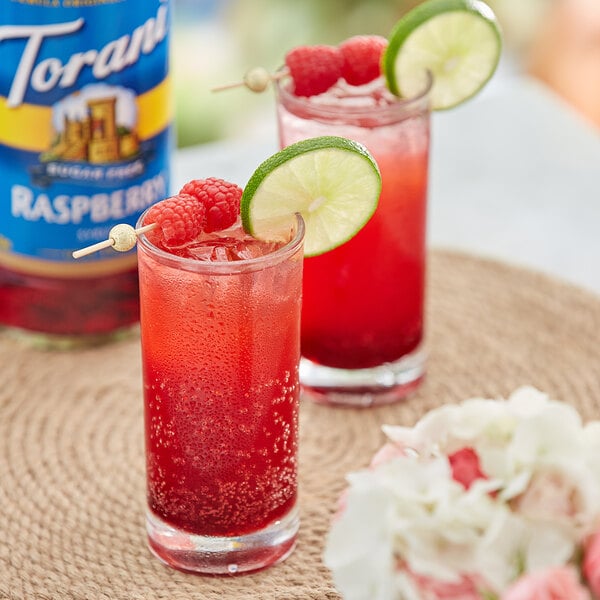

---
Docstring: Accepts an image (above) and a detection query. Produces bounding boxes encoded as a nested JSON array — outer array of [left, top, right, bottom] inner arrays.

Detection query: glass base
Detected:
[[300, 344, 426, 407], [146, 504, 299, 575]]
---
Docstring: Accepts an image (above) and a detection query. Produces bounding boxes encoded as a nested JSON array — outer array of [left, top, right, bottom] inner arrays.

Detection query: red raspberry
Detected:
[[284, 45, 343, 97], [144, 193, 206, 247], [338, 35, 388, 86], [180, 177, 242, 233]]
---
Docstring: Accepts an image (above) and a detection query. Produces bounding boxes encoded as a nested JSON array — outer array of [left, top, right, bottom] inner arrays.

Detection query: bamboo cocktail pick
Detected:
[[72, 223, 156, 259], [211, 67, 288, 93]]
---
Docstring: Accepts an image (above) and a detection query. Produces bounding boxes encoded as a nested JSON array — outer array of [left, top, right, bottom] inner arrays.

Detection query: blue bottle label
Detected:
[[0, 0, 172, 276]]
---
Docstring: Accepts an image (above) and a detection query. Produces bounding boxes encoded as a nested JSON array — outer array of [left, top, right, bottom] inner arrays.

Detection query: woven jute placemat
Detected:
[[2, 250, 600, 600]]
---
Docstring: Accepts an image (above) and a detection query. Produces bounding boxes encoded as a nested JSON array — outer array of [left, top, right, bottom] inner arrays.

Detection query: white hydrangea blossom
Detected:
[[324, 387, 600, 600], [324, 454, 507, 598]]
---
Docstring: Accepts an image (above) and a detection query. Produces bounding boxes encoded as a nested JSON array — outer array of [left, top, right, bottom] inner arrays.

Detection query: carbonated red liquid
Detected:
[[138, 222, 303, 538]]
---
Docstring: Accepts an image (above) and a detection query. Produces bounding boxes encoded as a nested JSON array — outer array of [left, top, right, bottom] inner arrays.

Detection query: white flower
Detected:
[[384, 386, 600, 536], [324, 454, 506, 597], [500, 388, 600, 537], [381, 397, 513, 457], [477, 508, 575, 590], [323, 466, 400, 600], [324, 387, 600, 600]]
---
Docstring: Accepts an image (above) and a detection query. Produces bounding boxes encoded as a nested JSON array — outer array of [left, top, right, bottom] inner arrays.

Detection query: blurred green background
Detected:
[[171, 0, 593, 148]]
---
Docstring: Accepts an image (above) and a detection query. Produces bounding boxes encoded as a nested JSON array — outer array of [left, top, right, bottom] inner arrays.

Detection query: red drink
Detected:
[[0, 267, 139, 342], [276, 78, 431, 405], [302, 152, 427, 368], [138, 216, 304, 574]]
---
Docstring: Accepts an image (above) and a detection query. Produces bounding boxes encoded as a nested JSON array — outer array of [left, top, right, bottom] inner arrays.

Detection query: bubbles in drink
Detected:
[[138, 234, 303, 537], [145, 367, 299, 535]]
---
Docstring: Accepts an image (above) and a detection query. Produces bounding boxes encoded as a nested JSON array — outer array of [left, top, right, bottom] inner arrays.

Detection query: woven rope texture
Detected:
[[1, 250, 599, 599]]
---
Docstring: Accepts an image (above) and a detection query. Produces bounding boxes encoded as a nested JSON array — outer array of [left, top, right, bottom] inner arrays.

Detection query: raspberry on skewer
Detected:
[[180, 178, 242, 233], [339, 35, 388, 86], [73, 178, 244, 258], [143, 193, 207, 248], [283, 45, 343, 97], [212, 36, 390, 97], [212, 44, 344, 97]]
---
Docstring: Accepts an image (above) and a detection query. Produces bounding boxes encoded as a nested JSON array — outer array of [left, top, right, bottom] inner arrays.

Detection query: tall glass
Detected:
[[137, 214, 304, 574], [276, 77, 431, 407]]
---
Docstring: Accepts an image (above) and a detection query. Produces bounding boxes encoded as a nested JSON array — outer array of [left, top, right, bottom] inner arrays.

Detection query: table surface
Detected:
[[174, 70, 600, 296], [5, 70, 600, 599], [6, 250, 600, 599]]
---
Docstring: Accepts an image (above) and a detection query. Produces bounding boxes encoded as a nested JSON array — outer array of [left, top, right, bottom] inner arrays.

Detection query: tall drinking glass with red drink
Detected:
[[131, 135, 380, 572], [228, 0, 500, 406], [73, 135, 381, 572], [276, 76, 431, 406], [138, 205, 304, 574], [211, 3, 501, 409]]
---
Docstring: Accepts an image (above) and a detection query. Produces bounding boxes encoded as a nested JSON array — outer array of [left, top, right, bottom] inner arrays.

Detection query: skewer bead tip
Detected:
[[109, 223, 137, 252], [243, 67, 271, 92]]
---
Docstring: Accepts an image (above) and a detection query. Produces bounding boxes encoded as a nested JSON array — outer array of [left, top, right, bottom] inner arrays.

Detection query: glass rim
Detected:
[[136, 211, 305, 274], [275, 69, 433, 121]]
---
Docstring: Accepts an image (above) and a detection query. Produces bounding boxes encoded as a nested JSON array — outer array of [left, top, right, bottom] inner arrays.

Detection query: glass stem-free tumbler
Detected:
[[276, 76, 432, 407], [138, 214, 305, 574]]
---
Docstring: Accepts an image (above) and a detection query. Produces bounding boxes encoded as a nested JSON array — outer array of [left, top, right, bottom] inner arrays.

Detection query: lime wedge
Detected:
[[383, 0, 502, 110], [241, 136, 381, 257]]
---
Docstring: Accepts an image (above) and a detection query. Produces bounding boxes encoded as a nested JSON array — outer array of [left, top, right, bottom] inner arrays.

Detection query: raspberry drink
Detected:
[[276, 52, 430, 405], [137, 184, 304, 574], [216, 0, 501, 405], [299, 141, 427, 370], [72, 137, 381, 573]]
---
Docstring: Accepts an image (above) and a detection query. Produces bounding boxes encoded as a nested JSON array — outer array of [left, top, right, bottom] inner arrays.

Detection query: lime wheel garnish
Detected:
[[383, 0, 502, 110], [241, 136, 381, 257]]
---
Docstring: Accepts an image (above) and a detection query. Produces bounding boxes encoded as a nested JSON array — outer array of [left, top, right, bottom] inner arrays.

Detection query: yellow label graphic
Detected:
[[0, 76, 172, 152]]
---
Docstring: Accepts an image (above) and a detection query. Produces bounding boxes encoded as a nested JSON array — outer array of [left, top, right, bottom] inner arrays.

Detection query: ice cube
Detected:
[[212, 246, 229, 262], [165, 222, 287, 263], [187, 243, 216, 261]]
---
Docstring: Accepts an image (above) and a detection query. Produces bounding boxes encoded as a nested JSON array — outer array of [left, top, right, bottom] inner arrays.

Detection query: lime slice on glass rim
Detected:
[[241, 136, 381, 257], [383, 0, 502, 110]]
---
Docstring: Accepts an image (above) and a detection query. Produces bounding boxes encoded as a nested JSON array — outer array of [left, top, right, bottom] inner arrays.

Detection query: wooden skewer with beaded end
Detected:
[[72, 223, 157, 259], [211, 67, 289, 93]]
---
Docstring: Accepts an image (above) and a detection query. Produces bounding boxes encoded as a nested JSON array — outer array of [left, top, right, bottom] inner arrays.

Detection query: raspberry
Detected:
[[338, 35, 388, 86], [144, 193, 206, 247], [180, 177, 242, 233], [284, 45, 343, 97]]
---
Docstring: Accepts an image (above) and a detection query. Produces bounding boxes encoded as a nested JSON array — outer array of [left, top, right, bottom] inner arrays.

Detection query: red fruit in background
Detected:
[[339, 35, 388, 86], [144, 193, 206, 247], [180, 177, 242, 233], [285, 45, 343, 97]]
